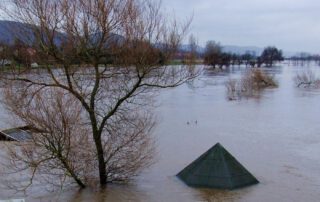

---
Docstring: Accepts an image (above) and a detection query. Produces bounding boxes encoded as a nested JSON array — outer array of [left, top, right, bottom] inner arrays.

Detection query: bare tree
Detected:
[[184, 34, 198, 64], [0, 0, 196, 189]]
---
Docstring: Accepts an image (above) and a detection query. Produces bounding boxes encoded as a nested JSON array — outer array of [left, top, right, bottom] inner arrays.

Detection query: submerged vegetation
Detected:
[[226, 69, 278, 100], [294, 70, 320, 88]]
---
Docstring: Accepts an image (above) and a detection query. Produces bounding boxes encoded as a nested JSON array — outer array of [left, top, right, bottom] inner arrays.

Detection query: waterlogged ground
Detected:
[[1, 63, 320, 201]]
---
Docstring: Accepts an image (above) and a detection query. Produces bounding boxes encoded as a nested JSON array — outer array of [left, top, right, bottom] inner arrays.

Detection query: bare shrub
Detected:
[[225, 78, 240, 100], [226, 69, 277, 100], [294, 70, 320, 88]]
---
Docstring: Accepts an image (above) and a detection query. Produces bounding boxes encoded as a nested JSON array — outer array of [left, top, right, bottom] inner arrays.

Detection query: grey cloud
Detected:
[[162, 0, 320, 53]]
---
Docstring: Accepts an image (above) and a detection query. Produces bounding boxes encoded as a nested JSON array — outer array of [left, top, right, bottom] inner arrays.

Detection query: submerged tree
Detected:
[[0, 0, 196, 189], [260, 46, 284, 67], [242, 51, 257, 67], [203, 40, 222, 68]]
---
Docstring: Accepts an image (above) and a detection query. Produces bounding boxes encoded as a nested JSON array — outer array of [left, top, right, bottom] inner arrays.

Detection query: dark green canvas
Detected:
[[177, 143, 259, 189]]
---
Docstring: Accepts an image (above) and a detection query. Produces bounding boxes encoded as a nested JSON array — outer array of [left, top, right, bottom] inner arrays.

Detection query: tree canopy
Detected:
[[260, 46, 284, 67]]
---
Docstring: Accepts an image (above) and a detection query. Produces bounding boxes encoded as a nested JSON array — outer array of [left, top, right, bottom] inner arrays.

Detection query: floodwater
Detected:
[[1, 63, 320, 201]]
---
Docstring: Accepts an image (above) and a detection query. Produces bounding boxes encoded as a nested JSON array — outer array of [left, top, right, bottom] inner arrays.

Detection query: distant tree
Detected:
[[218, 52, 232, 68], [204, 41, 222, 68], [11, 39, 35, 68], [260, 46, 284, 67], [257, 57, 264, 67], [184, 34, 198, 64], [289, 52, 313, 67], [242, 51, 256, 67], [230, 53, 241, 66]]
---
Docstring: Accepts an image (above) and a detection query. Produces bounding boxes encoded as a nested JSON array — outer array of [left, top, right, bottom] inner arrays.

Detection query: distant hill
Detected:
[[0, 20, 66, 46], [0, 20, 32, 45], [0, 20, 123, 46]]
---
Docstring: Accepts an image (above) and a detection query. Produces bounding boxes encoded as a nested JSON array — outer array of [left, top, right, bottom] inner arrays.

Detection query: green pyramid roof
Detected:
[[177, 143, 259, 190]]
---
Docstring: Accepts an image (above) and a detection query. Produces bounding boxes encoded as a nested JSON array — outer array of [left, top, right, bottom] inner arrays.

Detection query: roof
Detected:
[[0, 128, 32, 141], [177, 143, 259, 190]]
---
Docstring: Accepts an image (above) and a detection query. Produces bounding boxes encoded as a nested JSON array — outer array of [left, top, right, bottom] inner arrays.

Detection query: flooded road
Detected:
[[1, 64, 320, 201]]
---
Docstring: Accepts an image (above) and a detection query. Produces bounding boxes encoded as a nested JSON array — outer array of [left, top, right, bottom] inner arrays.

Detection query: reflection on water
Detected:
[[1, 64, 320, 201], [198, 189, 242, 202]]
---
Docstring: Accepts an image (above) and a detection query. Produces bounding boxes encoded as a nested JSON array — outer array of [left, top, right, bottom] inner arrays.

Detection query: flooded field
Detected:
[[1, 64, 320, 201]]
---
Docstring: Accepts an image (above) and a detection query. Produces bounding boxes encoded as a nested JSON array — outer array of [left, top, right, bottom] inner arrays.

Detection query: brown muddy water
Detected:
[[1, 64, 320, 201]]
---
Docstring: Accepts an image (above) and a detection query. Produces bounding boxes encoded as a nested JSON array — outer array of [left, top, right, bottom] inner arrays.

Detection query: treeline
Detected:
[[0, 37, 173, 69], [202, 41, 284, 68], [0, 40, 37, 68], [289, 52, 320, 66], [1, 37, 288, 69]]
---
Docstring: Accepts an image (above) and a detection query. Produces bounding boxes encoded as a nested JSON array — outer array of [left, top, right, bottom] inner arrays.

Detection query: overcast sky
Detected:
[[162, 0, 320, 53]]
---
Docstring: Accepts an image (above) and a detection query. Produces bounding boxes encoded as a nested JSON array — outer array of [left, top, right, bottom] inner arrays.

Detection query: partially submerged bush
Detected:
[[226, 69, 277, 100], [294, 70, 320, 88]]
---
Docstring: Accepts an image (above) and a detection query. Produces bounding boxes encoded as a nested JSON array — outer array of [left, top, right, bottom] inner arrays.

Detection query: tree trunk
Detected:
[[92, 128, 107, 185], [96, 135, 107, 185], [90, 110, 107, 185]]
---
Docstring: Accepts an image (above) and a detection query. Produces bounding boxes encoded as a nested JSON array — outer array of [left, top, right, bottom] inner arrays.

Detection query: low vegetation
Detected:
[[226, 69, 277, 100], [294, 70, 320, 88]]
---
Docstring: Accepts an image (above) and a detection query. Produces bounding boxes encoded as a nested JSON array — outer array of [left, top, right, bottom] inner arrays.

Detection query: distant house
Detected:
[[0, 126, 33, 141]]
